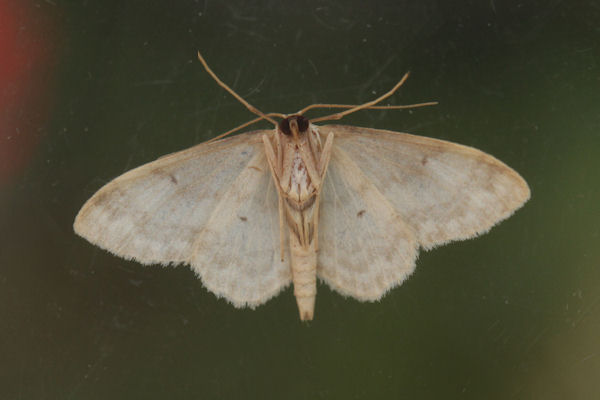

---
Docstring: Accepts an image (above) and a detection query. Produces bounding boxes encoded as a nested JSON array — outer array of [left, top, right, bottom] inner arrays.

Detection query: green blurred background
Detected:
[[2, 1, 599, 399]]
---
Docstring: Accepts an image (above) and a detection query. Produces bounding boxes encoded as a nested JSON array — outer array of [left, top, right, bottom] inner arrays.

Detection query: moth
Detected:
[[74, 52, 530, 321]]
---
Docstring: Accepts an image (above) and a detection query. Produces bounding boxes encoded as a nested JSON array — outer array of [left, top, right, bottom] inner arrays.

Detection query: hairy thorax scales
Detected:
[[280, 131, 320, 248]]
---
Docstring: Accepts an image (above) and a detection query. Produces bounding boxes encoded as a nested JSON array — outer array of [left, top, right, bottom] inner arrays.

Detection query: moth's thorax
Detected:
[[276, 115, 323, 206], [263, 114, 331, 254], [281, 135, 316, 204]]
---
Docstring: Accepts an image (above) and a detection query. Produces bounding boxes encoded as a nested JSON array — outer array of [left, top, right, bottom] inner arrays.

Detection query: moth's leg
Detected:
[[278, 142, 292, 192], [278, 193, 285, 261], [262, 134, 280, 180], [298, 144, 322, 189], [318, 131, 334, 177], [314, 126, 323, 151], [307, 125, 323, 155], [313, 193, 320, 252], [310, 132, 332, 252], [302, 207, 312, 249], [275, 129, 283, 172], [263, 134, 286, 261]]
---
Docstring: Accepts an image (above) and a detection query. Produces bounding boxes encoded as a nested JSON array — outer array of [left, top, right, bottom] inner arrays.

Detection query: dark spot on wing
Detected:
[[92, 190, 109, 206], [421, 156, 428, 166], [169, 174, 178, 184], [357, 210, 366, 217], [239, 216, 247, 222], [241, 150, 248, 155]]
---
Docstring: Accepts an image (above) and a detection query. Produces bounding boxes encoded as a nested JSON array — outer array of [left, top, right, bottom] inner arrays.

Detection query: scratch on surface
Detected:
[[241, 76, 267, 99], [578, 352, 599, 363], [132, 80, 174, 87], [308, 59, 319, 76], [225, 4, 259, 21], [487, 319, 500, 330], [572, 292, 600, 327], [312, 12, 335, 31], [357, 55, 396, 100], [224, 23, 268, 41], [523, 327, 549, 355], [232, 68, 242, 91]]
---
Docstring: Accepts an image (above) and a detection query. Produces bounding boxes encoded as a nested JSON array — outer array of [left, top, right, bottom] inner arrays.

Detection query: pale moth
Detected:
[[74, 52, 530, 321]]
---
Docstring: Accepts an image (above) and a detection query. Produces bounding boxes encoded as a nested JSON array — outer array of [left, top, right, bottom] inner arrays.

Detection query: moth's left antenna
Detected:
[[197, 51, 281, 125]]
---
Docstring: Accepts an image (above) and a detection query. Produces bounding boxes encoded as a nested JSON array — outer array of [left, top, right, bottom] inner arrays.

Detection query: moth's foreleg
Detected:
[[307, 126, 323, 156], [262, 134, 280, 180], [275, 128, 283, 172], [263, 134, 286, 261], [278, 194, 285, 261], [319, 131, 334, 177], [298, 144, 322, 189], [313, 193, 320, 252]]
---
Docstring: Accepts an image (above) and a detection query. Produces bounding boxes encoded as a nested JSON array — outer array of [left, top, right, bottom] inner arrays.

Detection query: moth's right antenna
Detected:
[[298, 102, 438, 115], [308, 72, 437, 123], [197, 51, 284, 126]]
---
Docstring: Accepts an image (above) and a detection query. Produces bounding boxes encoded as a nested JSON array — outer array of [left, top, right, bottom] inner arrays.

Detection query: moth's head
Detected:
[[278, 115, 309, 140]]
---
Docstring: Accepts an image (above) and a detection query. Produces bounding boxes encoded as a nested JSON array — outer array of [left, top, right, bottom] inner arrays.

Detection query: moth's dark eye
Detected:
[[278, 115, 310, 136], [296, 115, 309, 132], [278, 118, 291, 136]]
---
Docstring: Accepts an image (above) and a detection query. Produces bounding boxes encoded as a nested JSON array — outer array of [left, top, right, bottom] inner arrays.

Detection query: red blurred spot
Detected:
[[0, 1, 58, 187]]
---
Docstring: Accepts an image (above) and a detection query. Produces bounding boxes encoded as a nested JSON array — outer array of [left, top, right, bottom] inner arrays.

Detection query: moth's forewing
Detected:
[[325, 125, 530, 249], [75, 130, 292, 307]]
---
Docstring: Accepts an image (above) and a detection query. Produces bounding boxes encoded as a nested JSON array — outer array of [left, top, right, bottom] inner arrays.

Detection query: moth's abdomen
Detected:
[[290, 233, 317, 321]]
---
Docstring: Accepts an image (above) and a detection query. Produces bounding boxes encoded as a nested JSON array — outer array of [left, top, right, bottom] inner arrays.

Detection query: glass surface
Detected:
[[2, 1, 599, 399]]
